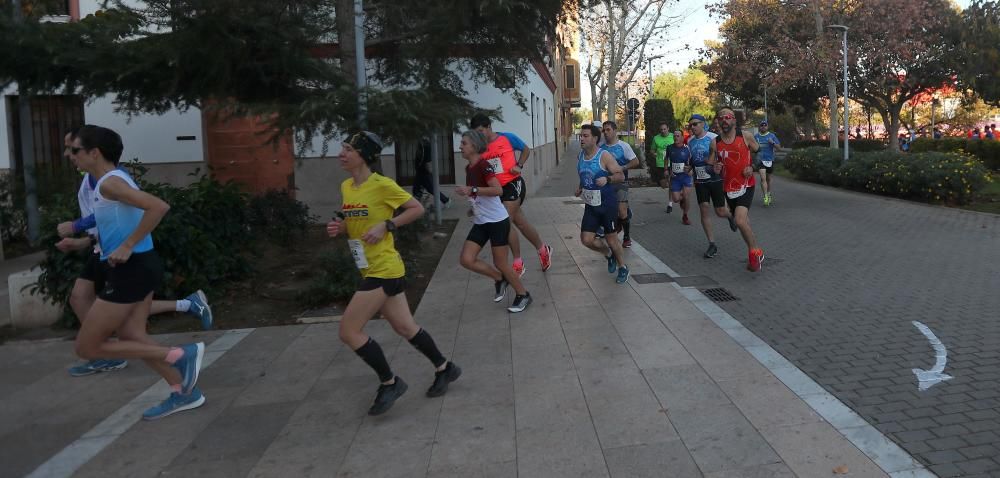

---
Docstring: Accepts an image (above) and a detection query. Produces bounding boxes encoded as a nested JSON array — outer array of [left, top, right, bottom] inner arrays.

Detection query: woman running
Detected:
[[666, 129, 694, 225], [326, 131, 461, 416], [69, 125, 205, 421]]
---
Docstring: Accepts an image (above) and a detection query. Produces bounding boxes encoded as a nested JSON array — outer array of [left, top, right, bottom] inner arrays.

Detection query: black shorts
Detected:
[[756, 162, 774, 174], [78, 250, 106, 292], [695, 181, 726, 208], [466, 218, 511, 247], [726, 185, 755, 212], [98, 250, 164, 304], [581, 204, 617, 234], [650, 166, 666, 184], [501, 176, 527, 204], [358, 276, 407, 297]]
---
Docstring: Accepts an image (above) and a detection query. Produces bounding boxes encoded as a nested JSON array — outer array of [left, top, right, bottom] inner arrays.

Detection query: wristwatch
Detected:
[[384, 219, 397, 232], [471, 186, 479, 196]]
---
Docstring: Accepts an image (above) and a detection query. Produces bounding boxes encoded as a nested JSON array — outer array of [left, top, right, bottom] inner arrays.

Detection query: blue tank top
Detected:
[[667, 145, 691, 175], [578, 148, 615, 205], [688, 134, 721, 183], [94, 170, 154, 260], [600, 142, 634, 179]]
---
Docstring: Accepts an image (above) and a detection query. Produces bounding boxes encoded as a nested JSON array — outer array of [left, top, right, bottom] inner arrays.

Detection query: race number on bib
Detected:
[[762, 160, 773, 168], [671, 162, 686, 174], [348, 239, 369, 269], [694, 166, 711, 180], [487, 158, 504, 174], [581, 189, 602, 207]]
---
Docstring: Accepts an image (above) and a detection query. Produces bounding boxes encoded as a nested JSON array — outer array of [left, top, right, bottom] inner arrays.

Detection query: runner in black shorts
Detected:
[[456, 130, 532, 313], [687, 115, 737, 259], [327, 130, 460, 416], [716, 107, 764, 272], [69, 125, 206, 421], [576, 125, 630, 284], [500, 176, 526, 204]]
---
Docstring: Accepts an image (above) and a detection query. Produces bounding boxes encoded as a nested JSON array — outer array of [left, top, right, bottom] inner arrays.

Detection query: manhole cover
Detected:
[[702, 287, 739, 302], [631, 273, 675, 284], [675, 275, 718, 287]]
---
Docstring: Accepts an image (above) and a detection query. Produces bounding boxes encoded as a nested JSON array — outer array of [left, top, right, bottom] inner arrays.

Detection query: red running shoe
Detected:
[[682, 214, 691, 225], [539, 245, 553, 272], [622, 238, 633, 248], [747, 248, 764, 272]]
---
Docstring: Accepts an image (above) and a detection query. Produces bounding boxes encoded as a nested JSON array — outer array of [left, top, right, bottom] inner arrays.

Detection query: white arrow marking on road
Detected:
[[911, 321, 953, 391]]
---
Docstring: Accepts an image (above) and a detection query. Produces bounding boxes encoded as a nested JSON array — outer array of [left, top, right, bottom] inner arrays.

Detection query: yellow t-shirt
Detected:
[[341, 173, 413, 279]]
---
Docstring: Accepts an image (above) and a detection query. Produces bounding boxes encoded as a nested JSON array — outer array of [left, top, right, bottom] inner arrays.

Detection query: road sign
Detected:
[[626, 97, 640, 112]]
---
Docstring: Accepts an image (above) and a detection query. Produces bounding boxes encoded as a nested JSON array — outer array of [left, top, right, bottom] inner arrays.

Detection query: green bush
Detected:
[[785, 148, 992, 205], [643, 98, 675, 160], [910, 138, 1000, 170], [297, 245, 359, 308], [247, 189, 316, 246], [33, 162, 314, 326], [792, 139, 886, 152]]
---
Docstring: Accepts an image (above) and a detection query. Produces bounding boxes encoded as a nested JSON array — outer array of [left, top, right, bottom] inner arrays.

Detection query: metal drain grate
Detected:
[[631, 273, 675, 284], [702, 287, 739, 302]]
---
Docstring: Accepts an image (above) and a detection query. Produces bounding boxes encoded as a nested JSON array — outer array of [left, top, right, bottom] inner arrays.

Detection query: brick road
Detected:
[[545, 143, 1000, 477]]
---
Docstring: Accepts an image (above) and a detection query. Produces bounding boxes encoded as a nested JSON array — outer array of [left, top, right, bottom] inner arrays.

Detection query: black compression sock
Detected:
[[354, 338, 394, 382], [408, 328, 447, 368], [623, 219, 631, 239]]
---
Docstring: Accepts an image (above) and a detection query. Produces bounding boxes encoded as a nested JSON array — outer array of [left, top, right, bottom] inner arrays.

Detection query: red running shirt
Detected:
[[481, 135, 519, 186], [716, 135, 756, 192]]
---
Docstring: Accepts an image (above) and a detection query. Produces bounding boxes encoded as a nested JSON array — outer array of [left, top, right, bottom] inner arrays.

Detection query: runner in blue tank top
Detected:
[[687, 114, 737, 259], [666, 129, 694, 226], [577, 124, 630, 284], [600, 121, 639, 247], [753, 120, 782, 206], [69, 125, 207, 421]]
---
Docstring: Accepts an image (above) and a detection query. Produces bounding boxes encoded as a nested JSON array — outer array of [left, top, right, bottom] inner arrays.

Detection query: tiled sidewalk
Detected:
[[0, 198, 930, 477]]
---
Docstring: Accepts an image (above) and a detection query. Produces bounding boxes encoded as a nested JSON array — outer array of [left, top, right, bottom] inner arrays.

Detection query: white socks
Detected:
[[176, 299, 192, 312]]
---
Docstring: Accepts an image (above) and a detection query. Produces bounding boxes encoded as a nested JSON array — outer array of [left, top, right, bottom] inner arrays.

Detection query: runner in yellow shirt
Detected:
[[327, 131, 460, 416]]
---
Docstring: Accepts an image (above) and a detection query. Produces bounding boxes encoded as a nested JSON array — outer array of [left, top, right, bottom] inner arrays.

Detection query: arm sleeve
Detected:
[[502, 132, 528, 152], [383, 178, 415, 210]]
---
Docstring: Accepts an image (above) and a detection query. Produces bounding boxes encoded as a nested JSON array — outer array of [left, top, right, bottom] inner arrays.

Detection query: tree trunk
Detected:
[[811, 0, 838, 148], [335, 0, 356, 80], [887, 104, 902, 151], [590, 81, 601, 121]]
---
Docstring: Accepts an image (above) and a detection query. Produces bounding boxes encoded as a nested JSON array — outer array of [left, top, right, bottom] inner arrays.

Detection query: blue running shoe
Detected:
[[616, 265, 630, 284], [68, 359, 128, 377], [185, 290, 213, 330], [171, 343, 205, 394], [142, 387, 205, 420], [606, 253, 617, 273]]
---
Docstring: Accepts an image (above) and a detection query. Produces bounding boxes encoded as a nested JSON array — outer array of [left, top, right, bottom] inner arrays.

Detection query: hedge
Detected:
[[784, 147, 992, 205], [910, 138, 1000, 170], [792, 139, 887, 152]]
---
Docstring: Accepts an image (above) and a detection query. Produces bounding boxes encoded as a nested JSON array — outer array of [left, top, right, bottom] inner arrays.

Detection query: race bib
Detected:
[[581, 189, 602, 207], [671, 162, 686, 174], [347, 239, 369, 269], [726, 184, 748, 199], [487, 158, 504, 175], [762, 160, 773, 168], [469, 198, 482, 221], [694, 166, 710, 180]]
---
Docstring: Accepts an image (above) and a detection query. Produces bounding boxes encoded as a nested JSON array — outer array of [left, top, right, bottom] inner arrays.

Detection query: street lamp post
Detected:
[[827, 24, 849, 163]]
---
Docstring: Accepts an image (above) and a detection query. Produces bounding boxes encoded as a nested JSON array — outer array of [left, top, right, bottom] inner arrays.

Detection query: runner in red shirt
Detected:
[[470, 114, 553, 278], [715, 107, 765, 272]]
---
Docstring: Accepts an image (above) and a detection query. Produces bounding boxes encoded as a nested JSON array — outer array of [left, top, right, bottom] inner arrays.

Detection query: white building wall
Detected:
[[83, 97, 205, 164]]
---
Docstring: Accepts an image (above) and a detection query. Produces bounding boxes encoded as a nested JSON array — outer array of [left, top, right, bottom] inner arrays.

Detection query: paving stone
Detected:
[[669, 404, 782, 474], [603, 440, 702, 478]]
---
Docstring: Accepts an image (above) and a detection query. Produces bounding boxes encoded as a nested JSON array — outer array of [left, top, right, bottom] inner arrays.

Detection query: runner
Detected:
[[650, 122, 674, 211], [454, 130, 532, 313], [69, 125, 206, 420], [327, 131, 461, 416], [600, 121, 639, 248], [56, 129, 214, 377], [688, 114, 737, 259], [469, 114, 553, 277], [666, 129, 694, 226], [753, 120, 782, 206], [716, 108, 765, 271], [576, 124, 630, 284]]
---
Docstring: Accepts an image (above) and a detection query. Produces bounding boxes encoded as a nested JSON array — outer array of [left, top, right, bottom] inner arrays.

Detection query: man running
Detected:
[[666, 129, 694, 225], [577, 124, 629, 284], [650, 122, 673, 209], [753, 120, 782, 206], [688, 114, 737, 259], [600, 121, 639, 248], [455, 130, 532, 313], [57, 128, 213, 378], [470, 114, 553, 277], [716, 107, 765, 272]]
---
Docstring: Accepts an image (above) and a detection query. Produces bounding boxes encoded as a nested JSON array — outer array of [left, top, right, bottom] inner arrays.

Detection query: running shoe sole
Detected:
[[142, 394, 206, 421]]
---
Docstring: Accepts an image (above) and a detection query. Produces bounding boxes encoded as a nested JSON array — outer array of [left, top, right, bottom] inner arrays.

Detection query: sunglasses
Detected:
[[719, 114, 735, 120]]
